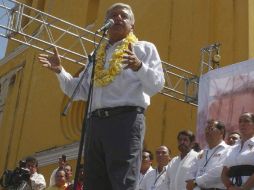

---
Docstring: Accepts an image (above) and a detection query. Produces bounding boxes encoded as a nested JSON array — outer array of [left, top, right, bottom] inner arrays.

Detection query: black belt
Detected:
[[90, 106, 144, 118], [228, 165, 254, 186], [228, 165, 254, 177]]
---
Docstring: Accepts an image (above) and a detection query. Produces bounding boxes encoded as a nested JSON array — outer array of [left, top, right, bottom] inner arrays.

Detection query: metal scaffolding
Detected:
[[0, 0, 221, 107], [200, 42, 221, 76], [161, 61, 199, 106]]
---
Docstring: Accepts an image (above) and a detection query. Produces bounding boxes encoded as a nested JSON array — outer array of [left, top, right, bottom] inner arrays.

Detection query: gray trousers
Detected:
[[84, 109, 145, 190]]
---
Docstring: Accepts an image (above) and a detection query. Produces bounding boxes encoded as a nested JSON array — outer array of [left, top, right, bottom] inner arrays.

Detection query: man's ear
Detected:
[[190, 141, 195, 148], [131, 24, 134, 31]]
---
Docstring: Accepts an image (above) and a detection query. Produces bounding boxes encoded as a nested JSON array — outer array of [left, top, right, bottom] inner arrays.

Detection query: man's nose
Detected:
[[114, 14, 123, 21], [157, 152, 163, 156]]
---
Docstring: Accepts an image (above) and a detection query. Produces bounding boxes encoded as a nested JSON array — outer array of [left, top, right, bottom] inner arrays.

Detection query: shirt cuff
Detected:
[[195, 176, 205, 188], [135, 62, 148, 79], [56, 67, 67, 79]]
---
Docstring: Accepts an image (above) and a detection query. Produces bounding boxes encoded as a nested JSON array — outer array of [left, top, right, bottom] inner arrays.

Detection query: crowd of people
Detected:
[[138, 112, 254, 190], [3, 111, 252, 190], [1, 154, 83, 190]]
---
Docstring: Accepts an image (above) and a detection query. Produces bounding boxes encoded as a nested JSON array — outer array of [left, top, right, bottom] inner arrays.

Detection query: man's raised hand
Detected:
[[38, 47, 62, 74], [122, 43, 142, 71]]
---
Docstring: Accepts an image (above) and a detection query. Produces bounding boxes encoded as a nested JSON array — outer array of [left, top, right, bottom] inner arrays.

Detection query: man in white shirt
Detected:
[[25, 156, 46, 190], [221, 112, 254, 190], [226, 131, 241, 146], [166, 130, 199, 190], [186, 119, 229, 190], [140, 146, 171, 190], [38, 3, 164, 190], [49, 155, 67, 186], [139, 150, 154, 188]]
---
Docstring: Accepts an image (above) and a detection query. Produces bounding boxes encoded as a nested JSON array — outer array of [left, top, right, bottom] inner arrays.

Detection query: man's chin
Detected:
[[178, 145, 188, 151]]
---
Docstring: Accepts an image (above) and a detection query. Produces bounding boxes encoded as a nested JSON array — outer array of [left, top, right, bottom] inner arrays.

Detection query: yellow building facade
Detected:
[[0, 0, 253, 185]]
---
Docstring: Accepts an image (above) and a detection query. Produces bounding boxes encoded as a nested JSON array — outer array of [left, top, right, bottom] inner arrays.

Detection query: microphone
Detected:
[[96, 19, 114, 33]]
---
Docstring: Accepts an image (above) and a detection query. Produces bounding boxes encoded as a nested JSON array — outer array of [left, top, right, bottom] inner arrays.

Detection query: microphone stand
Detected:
[[61, 30, 107, 190]]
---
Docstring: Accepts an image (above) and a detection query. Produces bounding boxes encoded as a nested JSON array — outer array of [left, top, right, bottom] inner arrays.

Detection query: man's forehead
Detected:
[[142, 152, 150, 156], [178, 134, 189, 139], [230, 133, 240, 137], [207, 120, 217, 125], [109, 7, 129, 14], [156, 146, 168, 152], [26, 161, 36, 166], [239, 114, 252, 121]]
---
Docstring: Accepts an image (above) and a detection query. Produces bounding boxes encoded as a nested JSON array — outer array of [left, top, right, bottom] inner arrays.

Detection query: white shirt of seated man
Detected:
[[167, 130, 199, 190], [139, 150, 154, 188], [186, 120, 229, 190]]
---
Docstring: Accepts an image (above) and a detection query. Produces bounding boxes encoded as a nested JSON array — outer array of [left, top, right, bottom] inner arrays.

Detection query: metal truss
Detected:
[[161, 61, 199, 106], [0, 0, 221, 107], [0, 0, 102, 65], [200, 42, 221, 76]]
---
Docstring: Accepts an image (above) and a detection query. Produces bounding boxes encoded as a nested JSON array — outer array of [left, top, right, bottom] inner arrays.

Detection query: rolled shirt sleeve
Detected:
[[134, 41, 165, 96]]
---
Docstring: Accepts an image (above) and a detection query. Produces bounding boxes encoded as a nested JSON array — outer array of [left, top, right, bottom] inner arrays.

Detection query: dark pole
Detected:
[[72, 30, 107, 190]]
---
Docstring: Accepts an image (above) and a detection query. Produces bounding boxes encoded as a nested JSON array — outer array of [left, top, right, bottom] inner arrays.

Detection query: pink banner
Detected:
[[197, 59, 254, 147]]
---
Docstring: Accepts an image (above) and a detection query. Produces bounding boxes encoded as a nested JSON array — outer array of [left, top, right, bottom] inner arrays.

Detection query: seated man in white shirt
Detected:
[[139, 150, 154, 188], [166, 130, 199, 190], [226, 131, 241, 146], [140, 146, 171, 190], [186, 119, 229, 190]]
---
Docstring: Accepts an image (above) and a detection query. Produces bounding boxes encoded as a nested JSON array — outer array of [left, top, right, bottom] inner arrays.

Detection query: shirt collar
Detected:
[[107, 39, 124, 49], [205, 140, 228, 150]]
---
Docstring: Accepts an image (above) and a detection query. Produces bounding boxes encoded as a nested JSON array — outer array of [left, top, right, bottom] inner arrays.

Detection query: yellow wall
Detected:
[[249, 0, 254, 58], [0, 0, 254, 183]]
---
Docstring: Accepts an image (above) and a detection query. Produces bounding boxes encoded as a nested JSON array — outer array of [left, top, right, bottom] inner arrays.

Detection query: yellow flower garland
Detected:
[[94, 32, 138, 87]]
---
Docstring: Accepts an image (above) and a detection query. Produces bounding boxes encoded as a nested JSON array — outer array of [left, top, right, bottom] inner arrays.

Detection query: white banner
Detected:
[[197, 59, 254, 147]]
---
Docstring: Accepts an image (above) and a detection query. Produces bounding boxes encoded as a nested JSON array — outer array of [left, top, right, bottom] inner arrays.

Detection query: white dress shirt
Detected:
[[57, 40, 165, 112], [167, 149, 199, 190], [224, 136, 254, 190], [30, 172, 46, 190], [49, 168, 58, 186], [140, 166, 168, 190], [139, 166, 154, 189], [187, 141, 229, 189]]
